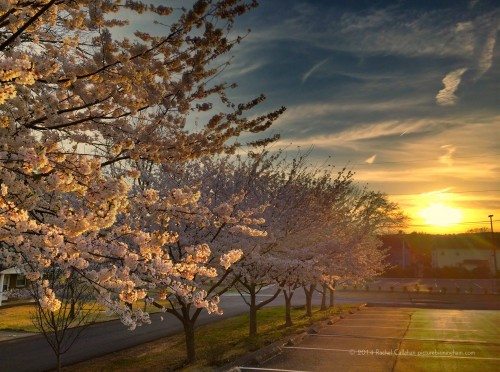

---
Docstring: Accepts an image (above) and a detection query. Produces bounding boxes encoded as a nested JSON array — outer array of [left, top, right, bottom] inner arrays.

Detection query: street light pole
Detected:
[[488, 215, 496, 294]]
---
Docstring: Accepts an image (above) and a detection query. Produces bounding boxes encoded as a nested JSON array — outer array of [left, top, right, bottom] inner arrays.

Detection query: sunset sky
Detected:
[[128, 0, 499, 234], [222, 0, 500, 234]]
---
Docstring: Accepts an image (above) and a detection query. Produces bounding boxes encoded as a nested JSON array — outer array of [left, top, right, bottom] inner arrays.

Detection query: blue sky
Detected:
[[122, 1, 499, 232], [215, 0, 499, 232]]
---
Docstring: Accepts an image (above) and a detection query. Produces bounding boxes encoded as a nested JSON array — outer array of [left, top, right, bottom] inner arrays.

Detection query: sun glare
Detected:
[[419, 203, 463, 227]]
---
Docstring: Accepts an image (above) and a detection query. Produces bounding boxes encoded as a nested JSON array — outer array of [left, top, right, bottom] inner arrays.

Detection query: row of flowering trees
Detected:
[[182, 152, 403, 339], [120, 151, 404, 361], [0, 0, 404, 368]]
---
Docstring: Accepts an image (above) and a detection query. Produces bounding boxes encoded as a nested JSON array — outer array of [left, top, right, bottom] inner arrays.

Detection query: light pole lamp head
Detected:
[[489, 214, 494, 218]]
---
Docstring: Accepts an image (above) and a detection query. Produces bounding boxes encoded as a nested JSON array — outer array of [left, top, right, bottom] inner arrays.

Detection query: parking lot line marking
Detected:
[[341, 319, 472, 324], [283, 347, 500, 361], [238, 367, 311, 372], [309, 333, 498, 345], [354, 314, 410, 316], [340, 318, 472, 324], [357, 313, 420, 316], [330, 325, 480, 332], [284, 346, 355, 353], [356, 316, 411, 318]]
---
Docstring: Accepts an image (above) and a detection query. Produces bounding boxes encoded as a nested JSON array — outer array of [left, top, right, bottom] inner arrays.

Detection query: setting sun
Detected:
[[419, 203, 463, 227]]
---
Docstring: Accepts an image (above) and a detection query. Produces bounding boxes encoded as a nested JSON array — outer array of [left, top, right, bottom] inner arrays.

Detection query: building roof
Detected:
[[0, 267, 22, 275]]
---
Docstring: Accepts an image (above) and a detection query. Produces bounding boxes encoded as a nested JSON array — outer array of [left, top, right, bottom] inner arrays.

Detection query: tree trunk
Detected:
[[69, 284, 75, 320], [69, 299, 76, 320], [320, 284, 327, 311], [183, 319, 196, 363], [303, 284, 315, 317], [249, 285, 257, 337], [284, 291, 293, 327], [329, 287, 335, 308], [56, 353, 61, 372]]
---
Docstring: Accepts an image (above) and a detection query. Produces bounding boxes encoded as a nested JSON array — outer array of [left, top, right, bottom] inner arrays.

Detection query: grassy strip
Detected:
[[0, 304, 117, 333], [67, 304, 355, 371], [0, 302, 169, 333]]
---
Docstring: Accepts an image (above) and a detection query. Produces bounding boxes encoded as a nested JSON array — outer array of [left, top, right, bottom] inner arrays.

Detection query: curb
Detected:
[[218, 330, 307, 372]]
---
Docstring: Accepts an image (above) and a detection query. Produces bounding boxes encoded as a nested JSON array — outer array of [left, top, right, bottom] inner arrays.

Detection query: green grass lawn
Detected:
[[0, 304, 119, 333], [0, 301, 170, 333], [0, 304, 40, 333], [66, 305, 355, 371]]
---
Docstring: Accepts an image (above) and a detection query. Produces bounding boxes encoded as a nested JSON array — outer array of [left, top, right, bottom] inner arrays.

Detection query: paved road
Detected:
[[240, 307, 500, 372], [0, 287, 336, 372]]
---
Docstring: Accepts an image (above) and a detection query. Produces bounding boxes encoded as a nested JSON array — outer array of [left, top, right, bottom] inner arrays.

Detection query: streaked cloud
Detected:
[[301, 59, 329, 83], [476, 28, 497, 78], [455, 21, 473, 33], [365, 154, 376, 164], [224, 61, 265, 78], [246, 5, 478, 59], [435, 68, 467, 106], [439, 145, 457, 166], [275, 97, 429, 127], [275, 118, 447, 149]]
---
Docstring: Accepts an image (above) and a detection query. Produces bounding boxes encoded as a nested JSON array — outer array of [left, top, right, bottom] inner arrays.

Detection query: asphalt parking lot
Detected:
[[237, 307, 500, 372]]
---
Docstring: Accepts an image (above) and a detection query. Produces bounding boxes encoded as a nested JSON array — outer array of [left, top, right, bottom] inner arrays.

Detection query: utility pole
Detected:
[[488, 214, 496, 293], [399, 230, 406, 269]]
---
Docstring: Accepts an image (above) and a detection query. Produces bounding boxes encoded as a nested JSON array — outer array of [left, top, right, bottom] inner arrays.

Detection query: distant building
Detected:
[[380, 232, 498, 277], [430, 234, 498, 273], [0, 267, 27, 306], [380, 233, 432, 277]]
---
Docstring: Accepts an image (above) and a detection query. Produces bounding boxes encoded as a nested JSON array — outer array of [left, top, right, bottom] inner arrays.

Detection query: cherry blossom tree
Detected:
[[29, 269, 96, 372], [240, 156, 404, 323], [317, 189, 407, 308], [227, 151, 354, 335], [0, 0, 284, 346], [124, 156, 268, 362]]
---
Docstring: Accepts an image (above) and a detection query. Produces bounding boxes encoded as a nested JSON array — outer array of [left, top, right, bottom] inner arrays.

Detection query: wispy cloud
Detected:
[[302, 58, 329, 83], [439, 145, 457, 166], [247, 5, 477, 59], [224, 61, 265, 79], [476, 28, 497, 78], [275, 118, 444, 149], [275, 97, 428, 127], [455, 21, 473, 33], [420, 187, 453, 196], [365, 154, 376, 164], [435, 68, 467, 106], [469, 0, 480, 9]]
